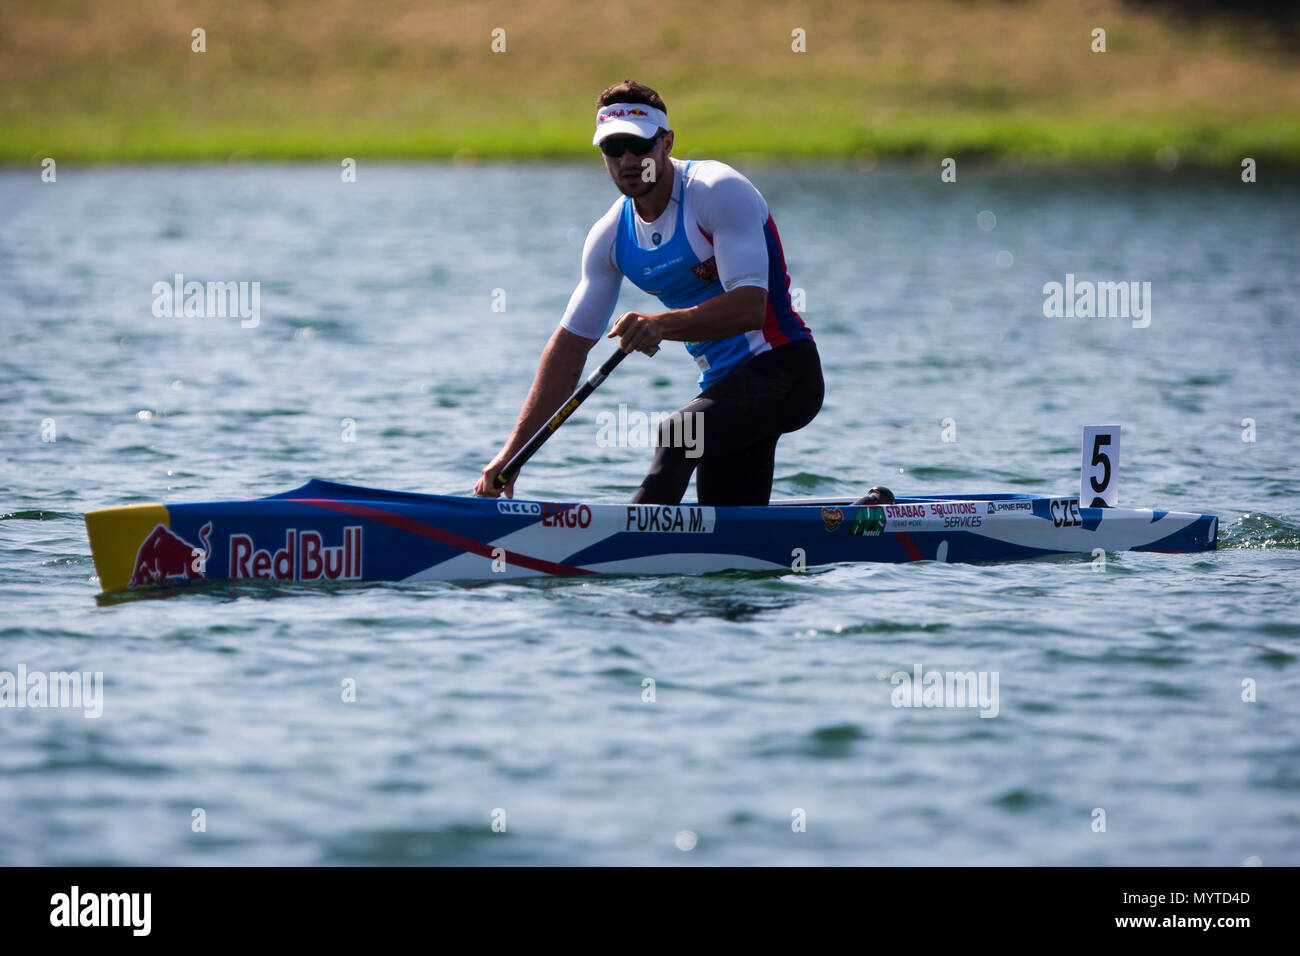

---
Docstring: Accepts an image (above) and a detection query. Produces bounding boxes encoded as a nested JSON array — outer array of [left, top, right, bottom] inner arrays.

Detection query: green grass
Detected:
[[6, 114, 1298, 167], [2, 0, 1297, 167]]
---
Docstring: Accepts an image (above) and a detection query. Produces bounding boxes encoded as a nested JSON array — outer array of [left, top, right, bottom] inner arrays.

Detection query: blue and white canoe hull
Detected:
[[85, 479, 1218, 594]]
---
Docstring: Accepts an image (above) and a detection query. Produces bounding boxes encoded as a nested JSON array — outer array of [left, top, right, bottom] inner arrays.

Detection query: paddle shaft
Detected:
[[493, 346, 653, 489]]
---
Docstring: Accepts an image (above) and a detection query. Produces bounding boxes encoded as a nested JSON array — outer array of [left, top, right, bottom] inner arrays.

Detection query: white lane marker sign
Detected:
[[1082, 425, 1121, 508]]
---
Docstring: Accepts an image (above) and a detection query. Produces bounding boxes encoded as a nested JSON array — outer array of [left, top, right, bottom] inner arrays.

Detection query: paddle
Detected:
[[492, 344, 657, 491]]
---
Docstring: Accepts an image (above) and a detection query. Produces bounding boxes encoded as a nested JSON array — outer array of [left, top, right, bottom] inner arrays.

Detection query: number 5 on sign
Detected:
[[1082, 425, 1120, 508]]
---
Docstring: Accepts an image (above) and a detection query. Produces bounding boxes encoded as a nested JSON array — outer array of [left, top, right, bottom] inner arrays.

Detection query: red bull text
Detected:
[[228, 527, 363, 581]]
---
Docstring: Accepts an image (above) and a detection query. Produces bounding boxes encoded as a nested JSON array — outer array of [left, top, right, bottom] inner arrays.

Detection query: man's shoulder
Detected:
[[587, 196, 624, 236], [578, 197, 623, 271], [684, 157, 738, 181], [685, 158, 761, 196]]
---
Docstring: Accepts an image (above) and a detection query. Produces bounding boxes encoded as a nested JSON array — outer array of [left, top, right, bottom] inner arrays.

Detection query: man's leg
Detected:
[[693, 342, 824, 505], [631, 342, 823, 506], [628, 406, 703, 505], [695, 435, 780, 506], [629, 388, 749, 504]]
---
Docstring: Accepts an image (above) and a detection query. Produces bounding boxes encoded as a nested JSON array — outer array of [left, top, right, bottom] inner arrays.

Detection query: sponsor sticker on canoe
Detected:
[[229, 528, 363, 581], [821, 507, 844, 532], [986, 500, 1034, 514], [498, 500, 542, 516], [885, 504, 926, 518], [541, 503, 592, 529], [131, 522, 212, 588], [624, 505, 714, 534], [848, 507, 886, 536], [881, 503, 928, 530], [928, 501, 983, 529], [880, 502, 986, 531]]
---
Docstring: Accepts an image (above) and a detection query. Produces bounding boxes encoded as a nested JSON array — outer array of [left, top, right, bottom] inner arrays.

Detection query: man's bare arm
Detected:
[[607, 286, 766, 355], [475, 326, 597, 497], [656, 285, 766, 339]]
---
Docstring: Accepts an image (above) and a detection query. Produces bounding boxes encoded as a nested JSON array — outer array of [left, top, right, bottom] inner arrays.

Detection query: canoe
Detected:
[[84, 479, 1218, 593]]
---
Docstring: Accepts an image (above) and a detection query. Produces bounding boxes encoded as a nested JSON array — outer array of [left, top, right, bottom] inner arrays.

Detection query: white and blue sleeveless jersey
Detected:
[[560, 158, 811, 390]]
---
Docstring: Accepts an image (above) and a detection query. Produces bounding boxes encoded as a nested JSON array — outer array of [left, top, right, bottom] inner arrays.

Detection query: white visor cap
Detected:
[[592, 103, 669, 145]]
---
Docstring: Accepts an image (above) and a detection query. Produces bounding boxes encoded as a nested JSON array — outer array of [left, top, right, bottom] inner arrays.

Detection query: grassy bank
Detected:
[[2, 0, 1298, 166]]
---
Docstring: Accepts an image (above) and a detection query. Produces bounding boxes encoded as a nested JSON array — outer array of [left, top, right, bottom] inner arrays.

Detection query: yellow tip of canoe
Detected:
[[85, 503, 170, 593]]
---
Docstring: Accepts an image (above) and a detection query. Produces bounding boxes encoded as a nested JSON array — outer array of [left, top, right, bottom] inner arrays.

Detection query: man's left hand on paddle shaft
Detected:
[[608, 311, 664, 356]]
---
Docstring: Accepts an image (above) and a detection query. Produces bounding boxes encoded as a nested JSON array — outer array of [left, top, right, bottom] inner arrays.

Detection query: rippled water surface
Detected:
[[1, 163, 1297, 865]]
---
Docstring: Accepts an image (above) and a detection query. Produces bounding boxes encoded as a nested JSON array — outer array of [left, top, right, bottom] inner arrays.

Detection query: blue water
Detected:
[[1, 163, 1297, 864]]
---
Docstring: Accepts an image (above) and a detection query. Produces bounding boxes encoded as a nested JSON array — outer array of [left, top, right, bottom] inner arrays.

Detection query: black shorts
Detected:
[[630, 340, 824, 507]]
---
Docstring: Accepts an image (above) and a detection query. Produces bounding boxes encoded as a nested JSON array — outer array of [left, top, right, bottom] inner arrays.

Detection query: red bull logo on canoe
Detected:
[[131, 522, 212, 587], [229, 527, 363, 581]]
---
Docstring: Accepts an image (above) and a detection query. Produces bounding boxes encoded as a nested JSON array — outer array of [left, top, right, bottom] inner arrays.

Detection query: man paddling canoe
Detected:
[[475, 80, 823, 506]]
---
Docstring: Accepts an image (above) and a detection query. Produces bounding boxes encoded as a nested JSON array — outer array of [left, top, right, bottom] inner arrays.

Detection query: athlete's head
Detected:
[[593, 80, 674, 199]]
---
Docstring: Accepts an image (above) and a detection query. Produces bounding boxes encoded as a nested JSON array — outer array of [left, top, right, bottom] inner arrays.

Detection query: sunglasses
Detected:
[[599, 132, 664, 158]]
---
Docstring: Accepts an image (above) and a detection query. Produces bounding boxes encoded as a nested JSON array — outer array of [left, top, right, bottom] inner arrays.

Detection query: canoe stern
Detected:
[[85, 503, 198, 593]]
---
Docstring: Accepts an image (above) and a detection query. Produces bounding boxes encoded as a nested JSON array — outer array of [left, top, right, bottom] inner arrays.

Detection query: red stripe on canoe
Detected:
[[895, 532, 925, 561], [293, 498, 596, 577]]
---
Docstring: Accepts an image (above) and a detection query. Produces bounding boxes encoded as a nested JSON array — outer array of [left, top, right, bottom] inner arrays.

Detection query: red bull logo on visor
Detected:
[[598, 107, 651, 122], [131, 522, 212, 588], [229, 527, 363, 582]]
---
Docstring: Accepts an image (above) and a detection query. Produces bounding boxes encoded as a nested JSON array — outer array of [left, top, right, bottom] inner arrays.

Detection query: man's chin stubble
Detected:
[[617, 178, 655, 198]]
